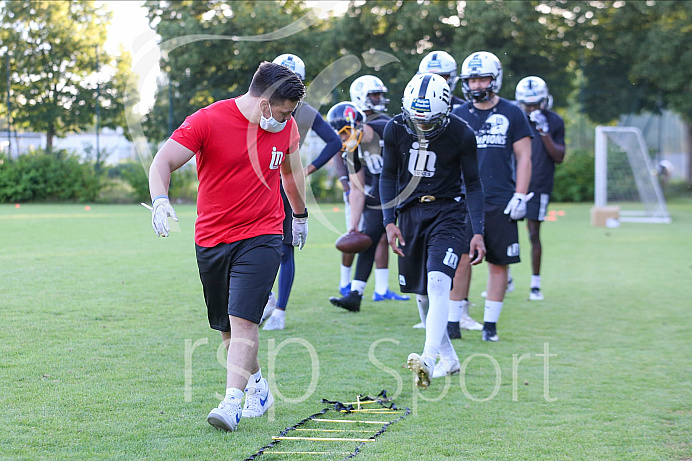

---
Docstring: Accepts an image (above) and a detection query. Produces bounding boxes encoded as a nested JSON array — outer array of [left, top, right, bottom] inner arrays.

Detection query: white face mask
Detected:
[[259, 101, 287, 133]]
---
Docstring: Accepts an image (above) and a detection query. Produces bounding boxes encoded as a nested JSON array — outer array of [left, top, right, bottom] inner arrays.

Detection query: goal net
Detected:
[[594, 126, 671, 223]]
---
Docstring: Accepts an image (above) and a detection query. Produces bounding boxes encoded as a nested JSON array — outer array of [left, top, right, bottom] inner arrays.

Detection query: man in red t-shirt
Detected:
[[148, 62, 307, 433]]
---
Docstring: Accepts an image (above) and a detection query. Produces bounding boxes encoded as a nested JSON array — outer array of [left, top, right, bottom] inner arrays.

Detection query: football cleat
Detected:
[[412, 322, 425, 329], [529, 287, 544, 301], [372, 290, 410, 301], [482, 325, 499, 342], [407, 353, 434, 389], [207, 398, 242, 432], [262, 312, 285, 331], [447, 321, 462, 339], [329, 290, 361, 312], [242, 379, 274, 418], [432, 358, 461, 379]]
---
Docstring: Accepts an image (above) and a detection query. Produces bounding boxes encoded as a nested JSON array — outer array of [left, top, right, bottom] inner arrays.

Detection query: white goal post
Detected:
[[594, 126, 672, 223]]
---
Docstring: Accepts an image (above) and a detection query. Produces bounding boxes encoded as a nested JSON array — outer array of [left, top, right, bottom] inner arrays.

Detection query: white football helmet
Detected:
[[418, 51, 458, 91], [401, 73, 451, 141], [515, 76, 553, 111], [460, 51, 503, 103], [349, 75, 389, 112], [272, 53, 306, 81]]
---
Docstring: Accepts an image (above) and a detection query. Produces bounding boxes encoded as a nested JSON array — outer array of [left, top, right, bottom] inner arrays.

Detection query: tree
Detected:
[[0, 1, 138, 152], [142, 0, 335, 142]]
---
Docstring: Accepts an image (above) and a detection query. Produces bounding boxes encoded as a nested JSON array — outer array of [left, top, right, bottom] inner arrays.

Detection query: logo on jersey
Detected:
[[506, 243, 520, 257], [411, 98, 431, 112], [443, 248, 459, 269], [269, 147, 284, 170], [476, 113, 509, 148], [179, 121, 191, 130], [407, 141, 437, 177], [360, 149, 383, 175]]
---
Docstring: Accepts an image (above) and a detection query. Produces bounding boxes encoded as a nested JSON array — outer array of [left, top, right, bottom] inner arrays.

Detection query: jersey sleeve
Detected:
[[458, 126, 485, 236], [170, 109, 210, 154], [308, 114, 343, 170], [379, 119, 399, 227]]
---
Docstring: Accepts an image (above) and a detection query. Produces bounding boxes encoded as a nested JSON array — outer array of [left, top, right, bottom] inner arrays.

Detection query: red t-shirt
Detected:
[[170, 98, 300, 247]]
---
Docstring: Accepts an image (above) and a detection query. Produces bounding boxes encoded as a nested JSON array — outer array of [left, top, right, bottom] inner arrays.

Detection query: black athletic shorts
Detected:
[[396, 200, 466, 295], [195, 234, 282, 331], [526, 192, 550, 222], [281, 187, 293, 244], [464, 203, 520, 266]]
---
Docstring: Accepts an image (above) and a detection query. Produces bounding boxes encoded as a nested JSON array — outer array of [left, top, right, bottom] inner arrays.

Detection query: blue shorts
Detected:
[[196, 235, 282, 331]]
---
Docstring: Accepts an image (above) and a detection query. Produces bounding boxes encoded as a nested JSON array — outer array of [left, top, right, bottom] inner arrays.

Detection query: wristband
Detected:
[[292, 208, 308, 219], [152, 194, 168, 204]]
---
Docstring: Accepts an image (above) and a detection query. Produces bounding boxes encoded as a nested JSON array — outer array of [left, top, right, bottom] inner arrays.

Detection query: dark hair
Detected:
[[249, 61, 306, 104]]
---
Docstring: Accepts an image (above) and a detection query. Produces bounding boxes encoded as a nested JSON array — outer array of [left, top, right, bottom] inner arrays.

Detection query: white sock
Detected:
[[416, 295, 429, 325], [351, 280, 366, 295], [423, 271, 451, 360], [531, 275, 541, 289], [271, 309, 285, 319], [247, 369, 266, 390], [448, 300, 462, 322], [374, 268, 389, 295], [483, 300, 503, 323], [225, 387, 244, 401], [460, 299, 470, 318], [340, 265, 352, 288], [438, 332, 459, 364]]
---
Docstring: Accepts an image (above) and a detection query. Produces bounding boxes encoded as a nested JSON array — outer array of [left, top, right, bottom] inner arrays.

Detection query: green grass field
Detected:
[[1, 200, 691, 461]]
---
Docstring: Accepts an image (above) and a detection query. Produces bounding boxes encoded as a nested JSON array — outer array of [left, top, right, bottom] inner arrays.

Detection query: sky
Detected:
[[102, 1, 349, 115]]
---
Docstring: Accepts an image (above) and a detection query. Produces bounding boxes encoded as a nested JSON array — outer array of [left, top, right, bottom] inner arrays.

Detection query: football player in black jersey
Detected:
[[450, 51, 533, 343], [380, 73, 486, 388], [327, 102, 409, 313], [515, 76, 565, 301]]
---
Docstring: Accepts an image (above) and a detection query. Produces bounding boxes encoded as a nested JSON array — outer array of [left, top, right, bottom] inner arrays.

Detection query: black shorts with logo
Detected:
[[464, 203, 520, 266], [396, 199, 466, 295], [526, 192, 550, 222], [196, 234, 282, 331]]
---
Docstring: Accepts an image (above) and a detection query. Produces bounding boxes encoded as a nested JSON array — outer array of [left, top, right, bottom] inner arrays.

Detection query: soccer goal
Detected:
[[594, 126, 672, 223]]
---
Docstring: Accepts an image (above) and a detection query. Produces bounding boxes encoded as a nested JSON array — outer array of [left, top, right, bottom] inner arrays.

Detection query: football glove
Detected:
[[503, 192, 534, 221], [529, 110, 549, 133], [151, 196, 178, 237], [292, 216, 308, 250]]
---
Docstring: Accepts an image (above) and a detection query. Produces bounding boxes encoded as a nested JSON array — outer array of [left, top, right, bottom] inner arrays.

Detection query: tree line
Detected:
[[0, 1, 690, 179]]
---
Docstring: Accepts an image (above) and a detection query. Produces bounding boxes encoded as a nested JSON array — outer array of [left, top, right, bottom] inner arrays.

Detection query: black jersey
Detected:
[[343, 118, 387, 204], [452, 98, 532, 205], [528, 109, 565, 195], [380, 114, 484, 236]]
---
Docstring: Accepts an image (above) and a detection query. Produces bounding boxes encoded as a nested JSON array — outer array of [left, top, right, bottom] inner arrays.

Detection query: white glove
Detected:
[[151, 196, 178, 237], [503, 192, 534, 221], [292, 215, 308, 250], [529, 110, 549, 133]]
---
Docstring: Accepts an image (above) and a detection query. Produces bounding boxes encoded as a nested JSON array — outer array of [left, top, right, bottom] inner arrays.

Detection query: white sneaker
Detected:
[[529, 287, 544, 301], [432, 358, 461, 378], [407, 353, 434, 389], [262, 312, 285, 330], [412, 322, 425, 329], [242, 379, 274, 418], [459, 302, 482, 330], [207, 398, 242, 432], [459, 315, 483, 331], [261, 292, 277, 324]]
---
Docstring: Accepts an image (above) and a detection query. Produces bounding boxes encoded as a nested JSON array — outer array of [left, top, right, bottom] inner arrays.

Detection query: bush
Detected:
[[0, 149, 100, 203], [552, 148, 595, 202], [109, 160, 198, 204]]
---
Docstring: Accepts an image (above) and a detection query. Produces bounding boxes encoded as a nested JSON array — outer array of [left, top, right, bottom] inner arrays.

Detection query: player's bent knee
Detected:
[[427, 271, 452, 296]]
